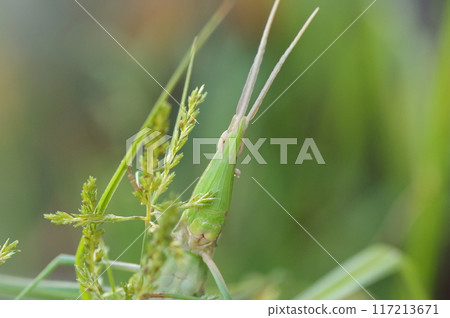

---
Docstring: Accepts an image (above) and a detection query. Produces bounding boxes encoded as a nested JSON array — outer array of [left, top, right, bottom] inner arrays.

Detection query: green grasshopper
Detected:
[[15, 0, 318, 300], [151, 0, 319, 299]]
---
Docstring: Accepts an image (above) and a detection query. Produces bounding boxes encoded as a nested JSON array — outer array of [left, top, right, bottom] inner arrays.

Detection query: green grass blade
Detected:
[[16, 254, 75, 299], [399, 256, 429, 300], [295, 245, 402, 300], [0, 274, 79, 300], [404, 0, 450, 295]]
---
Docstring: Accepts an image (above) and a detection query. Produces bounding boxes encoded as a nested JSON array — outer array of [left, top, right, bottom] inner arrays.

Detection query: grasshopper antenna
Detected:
[[246, 7, 319, 124], [235, 0, 281, 118]]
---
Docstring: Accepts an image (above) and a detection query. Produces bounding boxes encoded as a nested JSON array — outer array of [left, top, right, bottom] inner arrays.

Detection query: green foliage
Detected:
[[45, 212, 145, 227], [151, 86, 207, 206], [76, 265, 104, 299], [128, 86, 208, 298], [296, 245, 403, 300], [129, 203, 181, 298], [0, 274, 79, 299], [180, 192, 216, 210], [40, 84, 208, 300], [75, 177, 105, 299], [404, 1, 450, 296], [173, 85, 207, 155], [0, 239, 19, 266], [80, 176, 97, 215], [132, 100, 172, 207]]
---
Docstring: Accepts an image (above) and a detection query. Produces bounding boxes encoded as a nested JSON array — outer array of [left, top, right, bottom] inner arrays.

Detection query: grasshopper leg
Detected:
[[202, 253, 232, 300]]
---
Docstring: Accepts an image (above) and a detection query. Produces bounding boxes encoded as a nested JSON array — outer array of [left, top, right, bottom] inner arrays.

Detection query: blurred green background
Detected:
[[0, 0, 449, 299]]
